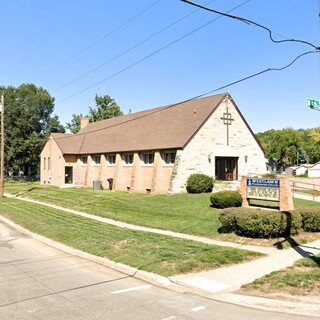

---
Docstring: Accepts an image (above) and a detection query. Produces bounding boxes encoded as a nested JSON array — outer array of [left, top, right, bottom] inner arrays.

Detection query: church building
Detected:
[[40, 93, 266, 193]]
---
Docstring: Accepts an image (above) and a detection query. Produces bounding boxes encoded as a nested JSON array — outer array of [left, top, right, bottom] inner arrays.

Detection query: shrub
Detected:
[[262, 173, 277, 178], [235, 210, 286, 238], [281, 211, 302, 235], [218, 208, 302, 238], [186, 173, 213, 194], [210, 191, 242, 209], [218, 207, 240, 231], [294, 208, 320, 232]]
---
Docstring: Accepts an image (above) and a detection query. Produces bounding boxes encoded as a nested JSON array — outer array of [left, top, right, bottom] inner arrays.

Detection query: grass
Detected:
[[4, 181, 40, 195], [4, 184, 320, 247], [241, 254, 320, 299], [7, 185, 221, 237], [0, 197, 262, 277]]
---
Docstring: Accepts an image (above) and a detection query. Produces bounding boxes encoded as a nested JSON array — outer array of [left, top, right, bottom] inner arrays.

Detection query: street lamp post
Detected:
[[0, 95, 4, 197]]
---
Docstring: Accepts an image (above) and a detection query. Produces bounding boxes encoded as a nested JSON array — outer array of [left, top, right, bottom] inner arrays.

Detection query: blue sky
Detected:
[[1, 0, 319, 133]]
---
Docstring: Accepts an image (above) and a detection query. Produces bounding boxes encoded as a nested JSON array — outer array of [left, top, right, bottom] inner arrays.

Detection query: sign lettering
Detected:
[[246, 178, 280, 201]]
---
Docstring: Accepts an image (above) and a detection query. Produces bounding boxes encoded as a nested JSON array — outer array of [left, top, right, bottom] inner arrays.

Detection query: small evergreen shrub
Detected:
[[281, 211, 302, 236], [235, 210, 286, 238], [210, 191, 242, 209], [218, 208, 302, 238], [262, 173, 277, 178], [295, 208, 320, 232], [186, 173, 213, 194], [218, 207, 240, 231]]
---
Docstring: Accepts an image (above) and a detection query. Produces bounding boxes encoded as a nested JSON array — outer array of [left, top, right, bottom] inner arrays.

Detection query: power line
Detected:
[[181, 0, 320, 50], [58, 0, 252, 103], [56, 50, 319, 140], [54, 0, 217, 92], [38, 0, 164, 78], [194, 50, 320, 97]]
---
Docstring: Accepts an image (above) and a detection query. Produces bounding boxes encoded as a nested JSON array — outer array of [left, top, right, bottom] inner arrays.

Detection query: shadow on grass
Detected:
[[274, 211, 320, 267], [15, 186, 40, 197]]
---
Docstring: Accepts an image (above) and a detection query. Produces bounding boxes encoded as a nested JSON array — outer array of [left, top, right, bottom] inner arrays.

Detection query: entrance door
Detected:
[[215, 157, 238, 181], [65, 166, 73, 184]]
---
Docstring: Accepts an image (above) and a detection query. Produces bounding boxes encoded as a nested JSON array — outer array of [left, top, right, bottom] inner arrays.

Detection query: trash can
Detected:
[[107, 178, 113, 190], [93, 180, 101, 190]]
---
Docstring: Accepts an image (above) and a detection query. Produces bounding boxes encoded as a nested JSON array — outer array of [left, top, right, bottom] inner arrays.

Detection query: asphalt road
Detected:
[[0, 220, 316, 320]]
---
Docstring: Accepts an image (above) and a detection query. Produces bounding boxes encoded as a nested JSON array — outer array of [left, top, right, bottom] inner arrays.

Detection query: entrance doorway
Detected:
[[215, 157, 238, 181], [65, 166, 73, 184]]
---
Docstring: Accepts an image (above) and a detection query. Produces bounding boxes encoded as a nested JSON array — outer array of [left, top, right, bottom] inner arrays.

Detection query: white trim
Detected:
[[141, 152, 154, 166], [92, 155, 101, 166], [122, 153, 134, 166], [106, 154, 116, 166]]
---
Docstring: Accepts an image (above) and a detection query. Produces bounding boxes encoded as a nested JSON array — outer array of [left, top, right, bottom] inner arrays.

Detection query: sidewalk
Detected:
[[3, 194, 320, 317]]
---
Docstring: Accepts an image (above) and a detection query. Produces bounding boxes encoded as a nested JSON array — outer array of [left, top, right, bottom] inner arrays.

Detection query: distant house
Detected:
[[308, 162, 320, 178], [266, 159, 287, 175], [287, 164, 312, 176], [40, 93, 266, 194]]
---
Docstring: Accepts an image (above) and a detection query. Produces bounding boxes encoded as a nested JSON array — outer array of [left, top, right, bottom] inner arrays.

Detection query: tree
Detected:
[[1, 83, 65, 177], [66, 94, 123, 134], [256, 128, 302, 166], [65, 113, 84, 134], [88, 94, 123, 122]]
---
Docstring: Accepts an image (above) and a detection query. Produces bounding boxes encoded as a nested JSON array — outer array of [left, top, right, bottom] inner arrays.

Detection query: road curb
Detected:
[[0, 215, 173, 288]]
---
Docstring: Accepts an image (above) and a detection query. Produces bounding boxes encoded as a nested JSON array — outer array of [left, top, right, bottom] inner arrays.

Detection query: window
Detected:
[[163, 151, 176, 165], [92, 155, 101, 166], [43, 157, 46, 170], [141, 152, 154, 165], [106, 154, 116, 166], [123, 153, 134, 165], [80, 155, 88, 166], [48, 157, 51, 170]]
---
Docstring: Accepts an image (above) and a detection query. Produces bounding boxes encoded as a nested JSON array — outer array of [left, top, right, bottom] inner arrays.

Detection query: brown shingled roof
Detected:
[[53, 93, 228, 155]]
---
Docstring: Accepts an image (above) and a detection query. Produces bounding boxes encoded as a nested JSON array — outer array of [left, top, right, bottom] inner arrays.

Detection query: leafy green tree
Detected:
[[88, 94, 123, 122], [256, 128, 302, 166], [1, 83, 65, 177], [65, 113, 84, 134], [66, 94, 123, 134], [306, 127, 320, 163]]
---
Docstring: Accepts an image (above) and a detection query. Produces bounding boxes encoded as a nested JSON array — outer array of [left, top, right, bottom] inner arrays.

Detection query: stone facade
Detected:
[[169, 99, 266, 193]]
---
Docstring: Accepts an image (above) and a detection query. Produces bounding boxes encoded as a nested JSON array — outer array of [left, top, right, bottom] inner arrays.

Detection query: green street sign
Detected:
[[307, 98, 320, 110]]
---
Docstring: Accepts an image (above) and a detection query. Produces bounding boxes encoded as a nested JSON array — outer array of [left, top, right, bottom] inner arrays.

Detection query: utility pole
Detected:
[[0, 95, 4, 198]]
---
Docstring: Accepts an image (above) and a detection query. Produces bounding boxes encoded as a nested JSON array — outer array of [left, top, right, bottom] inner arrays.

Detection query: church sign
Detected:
[[246, 178, 280, 201]]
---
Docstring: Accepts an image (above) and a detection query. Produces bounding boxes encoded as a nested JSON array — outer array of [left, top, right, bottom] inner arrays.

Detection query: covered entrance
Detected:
[[215, 157, 238, 181], [65, 166, 73, 184]]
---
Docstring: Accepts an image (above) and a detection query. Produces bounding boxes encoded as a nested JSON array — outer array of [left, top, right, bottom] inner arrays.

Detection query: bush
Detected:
[[186, 173, 213, 194], [236, 210, 286, 238], [210, 191, 242, 209], [294, 208, 320, 232], [219, 208, 245, 232], [219, 208, 302, 238], [281, 211, 302, 236]]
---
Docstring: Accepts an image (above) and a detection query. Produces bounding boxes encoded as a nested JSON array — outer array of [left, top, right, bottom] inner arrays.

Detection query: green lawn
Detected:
[[241, 254, 320, 298], [4, 184, 320, 243], [0, 197, 262, 276], [7, 185, 221, 237]]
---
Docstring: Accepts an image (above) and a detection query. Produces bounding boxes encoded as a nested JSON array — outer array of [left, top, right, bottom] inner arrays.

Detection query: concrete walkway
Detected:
[[3, 194, 320, 317]]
